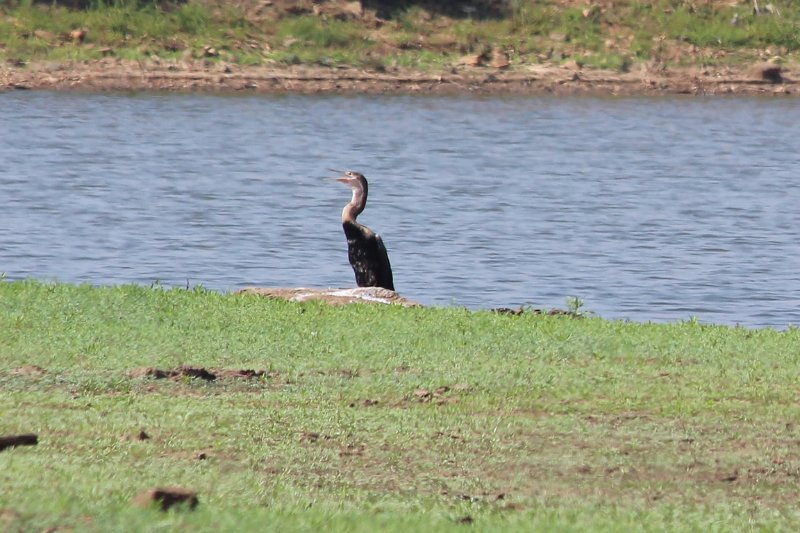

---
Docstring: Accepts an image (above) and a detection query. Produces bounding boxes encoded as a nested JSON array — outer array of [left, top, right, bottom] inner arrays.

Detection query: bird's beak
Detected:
[[325, 169, 349, 183]]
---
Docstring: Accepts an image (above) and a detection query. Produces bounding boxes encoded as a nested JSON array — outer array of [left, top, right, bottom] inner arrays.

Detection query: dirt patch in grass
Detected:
[[127, 366, 273, 381], [299, 431, 332, 444], [349, 398, 380, 407], [120, 429, 151, 442], [10, 365, 47, 377], [408, 383, 472, 405], [132, 487, 199, 511]]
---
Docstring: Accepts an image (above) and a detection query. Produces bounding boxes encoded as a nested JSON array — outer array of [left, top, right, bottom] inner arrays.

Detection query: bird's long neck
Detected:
[[342, 180, 368, 224]]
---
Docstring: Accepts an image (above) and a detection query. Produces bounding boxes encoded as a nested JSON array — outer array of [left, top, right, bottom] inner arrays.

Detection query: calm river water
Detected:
[[1, 91, 799, 328]]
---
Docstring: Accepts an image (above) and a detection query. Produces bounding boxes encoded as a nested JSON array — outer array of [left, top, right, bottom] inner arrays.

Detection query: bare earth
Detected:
[[1, 59, 797, 96]]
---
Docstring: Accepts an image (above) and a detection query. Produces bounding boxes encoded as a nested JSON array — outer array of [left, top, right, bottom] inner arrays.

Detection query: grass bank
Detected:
[[1, 0, 799, 72], [2, 280, 800, 531]]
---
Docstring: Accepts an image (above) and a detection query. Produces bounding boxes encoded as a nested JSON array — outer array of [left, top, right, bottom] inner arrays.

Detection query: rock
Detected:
[[69, 29, 86, 43], [235, 286, 419, 307], [132, 488, 198, 511], [458, 54, 483, 67], [489, 48, 509, 69]]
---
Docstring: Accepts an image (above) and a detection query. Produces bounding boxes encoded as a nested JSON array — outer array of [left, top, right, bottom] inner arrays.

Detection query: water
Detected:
[[1, 91, 799, 328]]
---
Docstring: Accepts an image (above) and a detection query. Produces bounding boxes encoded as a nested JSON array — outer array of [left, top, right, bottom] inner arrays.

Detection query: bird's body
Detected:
[[343, 220, 394, 291], [335, 171, 394, 291]]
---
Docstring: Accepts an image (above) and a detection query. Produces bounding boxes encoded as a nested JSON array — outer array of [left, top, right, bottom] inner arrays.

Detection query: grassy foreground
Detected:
[[2, 280, 800, 531], [1, 0, 799, 72]]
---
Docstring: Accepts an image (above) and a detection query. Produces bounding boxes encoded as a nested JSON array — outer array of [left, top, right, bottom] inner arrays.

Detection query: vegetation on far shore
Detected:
[[1, 0, 799, 72], [3, 280, 800, 531]]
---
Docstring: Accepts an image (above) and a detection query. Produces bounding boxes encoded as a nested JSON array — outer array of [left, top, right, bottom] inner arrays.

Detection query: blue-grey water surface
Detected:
[[1, 91, 799, 328]]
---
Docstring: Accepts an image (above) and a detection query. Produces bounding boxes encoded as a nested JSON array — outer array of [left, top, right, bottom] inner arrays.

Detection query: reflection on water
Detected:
[[1, 91, 800, 328]]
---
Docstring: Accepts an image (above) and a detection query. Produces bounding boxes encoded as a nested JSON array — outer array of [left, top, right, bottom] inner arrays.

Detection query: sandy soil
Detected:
[[1, 58, 797, 96]]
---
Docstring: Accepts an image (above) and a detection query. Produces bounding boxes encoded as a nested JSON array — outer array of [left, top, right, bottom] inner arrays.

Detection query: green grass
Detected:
[[276, 16, 363, 49], [3, 280, 800, 531], [0, 0, 282, 64], [652, 2, 800, 50], [2, 0, 800, 71]]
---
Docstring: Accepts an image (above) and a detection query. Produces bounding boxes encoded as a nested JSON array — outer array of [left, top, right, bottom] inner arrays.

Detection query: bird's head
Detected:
[[334, 170, 366, 189], [331, 170, 369, 219]]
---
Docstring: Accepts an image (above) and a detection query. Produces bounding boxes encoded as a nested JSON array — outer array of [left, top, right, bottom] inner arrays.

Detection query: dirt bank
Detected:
[[2, 59, 797, 96]]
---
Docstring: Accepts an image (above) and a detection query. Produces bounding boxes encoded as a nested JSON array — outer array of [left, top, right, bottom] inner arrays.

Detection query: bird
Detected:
[[334, 170, 395, 291]]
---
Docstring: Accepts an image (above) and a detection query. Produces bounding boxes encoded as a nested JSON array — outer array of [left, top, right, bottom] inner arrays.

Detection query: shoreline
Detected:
[[2, 60, 797, 96]]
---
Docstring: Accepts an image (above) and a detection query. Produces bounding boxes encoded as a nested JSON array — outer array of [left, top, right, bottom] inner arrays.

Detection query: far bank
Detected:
[[2, 0, 800, 96]]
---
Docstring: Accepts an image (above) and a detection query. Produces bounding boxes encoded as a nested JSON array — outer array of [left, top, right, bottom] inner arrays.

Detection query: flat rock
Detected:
[[235, 286, 419, 307]]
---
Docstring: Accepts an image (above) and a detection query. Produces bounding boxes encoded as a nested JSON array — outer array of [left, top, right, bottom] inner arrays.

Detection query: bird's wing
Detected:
[[374, 233, 395, 291]]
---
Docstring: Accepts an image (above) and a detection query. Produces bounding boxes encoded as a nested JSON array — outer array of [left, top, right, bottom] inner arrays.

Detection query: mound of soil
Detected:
[[132, 487, 198, 511], [127, 366, 269, 381]]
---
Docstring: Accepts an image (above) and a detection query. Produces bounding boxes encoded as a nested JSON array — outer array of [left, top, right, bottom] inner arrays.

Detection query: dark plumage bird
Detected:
[[335, 170, 394, 291]]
